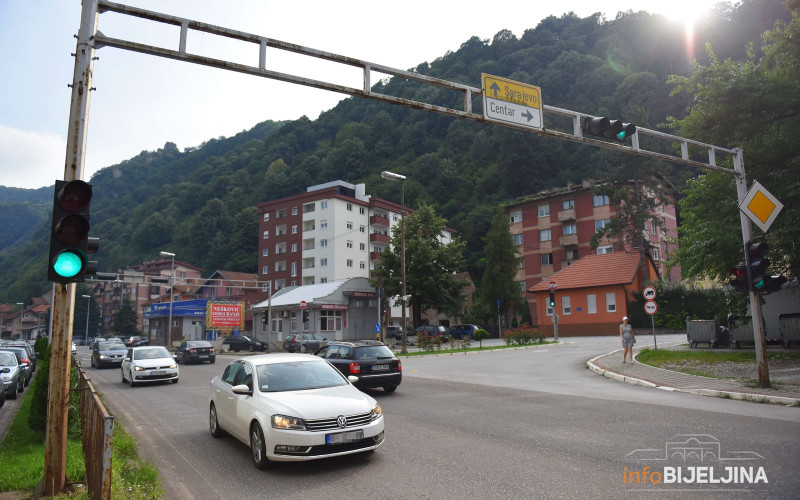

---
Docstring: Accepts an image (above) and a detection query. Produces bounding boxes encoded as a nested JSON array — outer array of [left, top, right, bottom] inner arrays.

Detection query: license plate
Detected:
[[372, 364, 389, 371], [199, 355, 208, 358], [326, 430, 364, 445], [150, 370, 165, 376]]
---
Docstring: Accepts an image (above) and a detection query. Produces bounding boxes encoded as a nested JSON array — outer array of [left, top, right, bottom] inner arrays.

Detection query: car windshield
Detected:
[[256, 361, 347, 392], [0, 352, 17, 366], [98, 342, 126, 351], [355, 345, 395, 360], [133, 347, 171, 360], [187, 341, 210, 348]]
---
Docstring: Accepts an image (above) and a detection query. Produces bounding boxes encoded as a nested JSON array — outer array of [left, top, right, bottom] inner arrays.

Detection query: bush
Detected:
[[502, 324, 544, 345], [473, 329, 490, 347]]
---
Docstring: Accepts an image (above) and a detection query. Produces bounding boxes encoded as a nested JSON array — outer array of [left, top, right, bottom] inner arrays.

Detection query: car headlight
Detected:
[[169, 363, 177, 369], [0, 375, 10, 382], [99, 355, 107, 359], [371, 403, 383, 421], [271, 414, 307, 430], [134, 365, 145, 371]]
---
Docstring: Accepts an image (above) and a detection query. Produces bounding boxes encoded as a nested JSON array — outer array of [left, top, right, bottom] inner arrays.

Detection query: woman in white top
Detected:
[[619, 316, 636, 364]]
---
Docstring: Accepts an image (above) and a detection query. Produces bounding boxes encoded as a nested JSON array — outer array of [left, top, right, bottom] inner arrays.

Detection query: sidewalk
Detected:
[[587, 345, 800, 405]]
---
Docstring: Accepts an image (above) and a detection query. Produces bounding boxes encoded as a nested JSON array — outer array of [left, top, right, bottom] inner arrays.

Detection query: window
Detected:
[[346, 221, 353, 230], [519, 281, 526, 292], [347, 259, 353, 268], [320, 277, 328, 283], [587, 294, 597, 314], [652, 247, 660, 261], [321, 220, 328, 229], [359, 225, 365, 233], [346, 240, 353, 249], [593, 195, 609, 207], [509, 210, 522, 224], [303, 202, 315, 213], [512, 233, 524, 246], [291, 243, 297, 252], [262, 282, 271, 292], [359, 243, 366, 251], [263, 231, 269, 239], [595, 219, 611, 231], [347, 203, 353, 211], [561, 199, 575, 210], [291, 225, 297, 234], [276, 209, 287, 219], [262, 248, 269, 257], [321, 258, 328, 267], [540, 229, 551, 242], [606, 292, 616, 312], [597, 245, 613, 255], [538, 204, 550, 218], [292, 207, 298, 215], [359, 207, 366, 215], [262, 265, 268, 274], [291, 262, 297, 276], [321, 200, 328, 209], [565, 248, 579, 261], [321, 239, 328, 248], [276, 224, 287, 236], [564, 223, 577, 235], [263, 213, 270, 221], [360, 261, 366, 269], [562, 296, 571, 315], [541, 253, 553, 266]]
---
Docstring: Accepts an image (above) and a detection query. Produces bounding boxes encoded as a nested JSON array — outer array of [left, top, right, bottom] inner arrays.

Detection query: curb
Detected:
[[585, 351, 800, 406]]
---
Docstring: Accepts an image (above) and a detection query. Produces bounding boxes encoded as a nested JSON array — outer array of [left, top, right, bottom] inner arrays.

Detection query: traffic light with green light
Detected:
[[747, 242, 770, 293], [583, 116, 636, 143], [549, 291, 556, 308], [47, 180, 98, 283]]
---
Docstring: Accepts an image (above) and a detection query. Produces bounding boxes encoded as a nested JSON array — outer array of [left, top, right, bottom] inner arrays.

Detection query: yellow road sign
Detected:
[[481, 74, 542, 129], [739, 180, 783, 233]]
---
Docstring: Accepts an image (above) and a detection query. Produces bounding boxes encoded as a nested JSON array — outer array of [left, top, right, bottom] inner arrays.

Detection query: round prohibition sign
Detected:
[[643, 286, 657, 300], [644, 300, 658, 316]]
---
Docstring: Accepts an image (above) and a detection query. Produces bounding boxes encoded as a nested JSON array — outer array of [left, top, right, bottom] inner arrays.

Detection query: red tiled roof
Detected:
[[529, 252, 644, 292]]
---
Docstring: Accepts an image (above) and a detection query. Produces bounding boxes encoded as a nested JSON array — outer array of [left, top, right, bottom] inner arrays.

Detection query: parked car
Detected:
[[91, 341, 127, 368], [315, 341, 401, 392], [413, 325, 447, 340], [175, 341, 216, 364], [209, 353, 384, 469], [72, 342, 77, 355], [0, 351, 25, 400], [283, 333, 329, 353], [446, 324, 481, 340], [222, 335, 267, 353], [132, 336, 150, 347], [121, 346, 179, 386], [3, 341, 37, 371], [0, 346, 32, 386]]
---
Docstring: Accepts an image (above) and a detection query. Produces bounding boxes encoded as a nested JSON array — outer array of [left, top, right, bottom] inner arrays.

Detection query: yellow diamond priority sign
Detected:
[[739, 181, 783, 233]]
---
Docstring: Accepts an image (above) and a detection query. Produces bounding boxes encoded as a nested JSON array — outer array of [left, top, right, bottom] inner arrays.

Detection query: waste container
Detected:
[[686, 317, 722, 348], [779, 313, 800, 348], [728, 315, 755, 348]]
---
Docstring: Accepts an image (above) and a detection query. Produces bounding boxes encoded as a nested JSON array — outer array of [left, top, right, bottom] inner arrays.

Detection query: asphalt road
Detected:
[[74, 336, 800, 499]]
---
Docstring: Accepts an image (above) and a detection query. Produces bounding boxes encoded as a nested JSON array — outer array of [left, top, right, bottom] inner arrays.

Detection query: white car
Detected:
[[209, 353, 384, 469], [121, 346, 179, 386]]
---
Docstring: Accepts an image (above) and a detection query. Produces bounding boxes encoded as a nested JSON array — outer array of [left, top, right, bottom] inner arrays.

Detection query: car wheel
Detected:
[[248, 345, 255, 352], [90, 357, 95, 368], [128, 373, 136, 387], [210, 358, 216, 364], [383, 386, 397, 393], [9, 382, 18, 400], [299, 344, 308, 353], [250, 422, 272, 469], [209, 403, 225, 438], [121, 370, 126, 383], [171, 378, 178, 384], [234, 347, 241, 353]]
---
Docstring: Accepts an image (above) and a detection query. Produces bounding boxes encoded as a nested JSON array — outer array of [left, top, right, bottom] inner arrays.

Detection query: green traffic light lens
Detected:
[[53, 251, 84, 278], [616, 131, 627, 140]]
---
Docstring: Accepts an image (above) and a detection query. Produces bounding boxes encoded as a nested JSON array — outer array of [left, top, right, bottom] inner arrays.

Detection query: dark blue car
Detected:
[[446, 324, 481, 340]]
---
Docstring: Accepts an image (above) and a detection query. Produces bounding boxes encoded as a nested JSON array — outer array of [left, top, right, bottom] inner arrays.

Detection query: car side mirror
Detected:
[[232, 384, 252, 395], [123, 357, 130, 362], [348, 375, 359, 384], [0, 367, 9, 374], [173, 354, 177, 359]]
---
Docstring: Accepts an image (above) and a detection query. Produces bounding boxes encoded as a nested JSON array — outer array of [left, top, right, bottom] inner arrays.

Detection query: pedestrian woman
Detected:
[[620, 316, 636, 363]]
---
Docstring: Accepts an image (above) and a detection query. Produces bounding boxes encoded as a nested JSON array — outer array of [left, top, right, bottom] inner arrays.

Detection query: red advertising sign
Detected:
[[206, 301, 244, 330]]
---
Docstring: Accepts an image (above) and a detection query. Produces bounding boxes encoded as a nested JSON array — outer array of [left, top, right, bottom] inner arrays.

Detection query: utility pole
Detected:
[[40, 0, 99, 496]]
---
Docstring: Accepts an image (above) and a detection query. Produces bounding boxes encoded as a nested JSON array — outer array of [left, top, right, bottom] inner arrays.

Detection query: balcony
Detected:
[[557, 208, 576, 222], [559, 233, 578, 247], [370, 215, 390, 227], [370, 233, 390, 244], [370, 252, 382, 261]]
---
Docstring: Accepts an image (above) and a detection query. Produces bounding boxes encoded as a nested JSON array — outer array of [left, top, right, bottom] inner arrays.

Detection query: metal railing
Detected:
[[77, 366, 114, 500]]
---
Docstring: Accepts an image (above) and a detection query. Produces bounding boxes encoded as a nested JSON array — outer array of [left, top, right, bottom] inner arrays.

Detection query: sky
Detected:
[[0, 0, 723, 190]]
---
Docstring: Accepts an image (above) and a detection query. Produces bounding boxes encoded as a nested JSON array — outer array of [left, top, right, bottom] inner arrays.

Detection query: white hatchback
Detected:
[[209, 353, 384, 469], [121, 346, 179, 386]]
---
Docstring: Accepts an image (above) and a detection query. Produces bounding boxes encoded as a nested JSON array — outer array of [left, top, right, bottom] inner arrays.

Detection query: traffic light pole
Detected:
[[39, 0, 100, 496]]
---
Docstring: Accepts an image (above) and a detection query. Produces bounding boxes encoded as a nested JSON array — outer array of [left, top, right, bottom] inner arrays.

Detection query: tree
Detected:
[[112, 296, 140, 338], [666, 2, 800, 279], [370, 204, 466, 327], [479, 208, 522, 327]]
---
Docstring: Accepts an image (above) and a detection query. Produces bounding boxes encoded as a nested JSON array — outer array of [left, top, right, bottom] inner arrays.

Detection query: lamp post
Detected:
[[159, 251, 176, 348], [381, 171, 408, 354], [82, 295, 91, 344]]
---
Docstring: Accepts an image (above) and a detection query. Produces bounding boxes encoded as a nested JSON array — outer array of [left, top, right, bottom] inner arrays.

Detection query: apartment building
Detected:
[[506, 180, 679, 326]]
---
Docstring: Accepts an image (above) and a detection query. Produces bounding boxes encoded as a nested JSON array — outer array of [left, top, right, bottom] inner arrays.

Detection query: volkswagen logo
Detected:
[[337, 415, 347, 428]]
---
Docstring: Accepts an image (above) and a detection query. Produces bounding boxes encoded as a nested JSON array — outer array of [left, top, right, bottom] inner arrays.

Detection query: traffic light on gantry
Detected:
[[583, 116, 636, 143], [47, 180, 99, 283]]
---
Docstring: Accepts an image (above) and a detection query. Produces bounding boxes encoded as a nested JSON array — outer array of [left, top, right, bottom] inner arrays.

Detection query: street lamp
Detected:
[[82, 295, 91, 344], [381, 171, 408, 354], [159, 251, 176, 348]]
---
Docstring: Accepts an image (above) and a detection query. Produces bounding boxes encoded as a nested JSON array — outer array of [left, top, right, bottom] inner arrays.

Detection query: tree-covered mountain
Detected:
[[0, 0, 790, 303]]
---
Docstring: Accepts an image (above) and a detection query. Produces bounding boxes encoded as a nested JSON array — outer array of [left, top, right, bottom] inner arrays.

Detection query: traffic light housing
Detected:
[[584, 116, 636, 143], [549, 291, 556, 308], [47, 180, 98, 283], [747, 242, 770, 293], [302, 310, 309, 323], [729, 264, 749, 292]]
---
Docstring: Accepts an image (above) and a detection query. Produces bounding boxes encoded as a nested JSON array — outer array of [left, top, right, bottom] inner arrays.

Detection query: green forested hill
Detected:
[[0, 0, 790, 302]]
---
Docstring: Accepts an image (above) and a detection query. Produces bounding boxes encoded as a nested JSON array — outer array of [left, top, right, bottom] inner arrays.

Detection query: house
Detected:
[[528, 252, 659, 336], [506, 179, 679, 326]]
